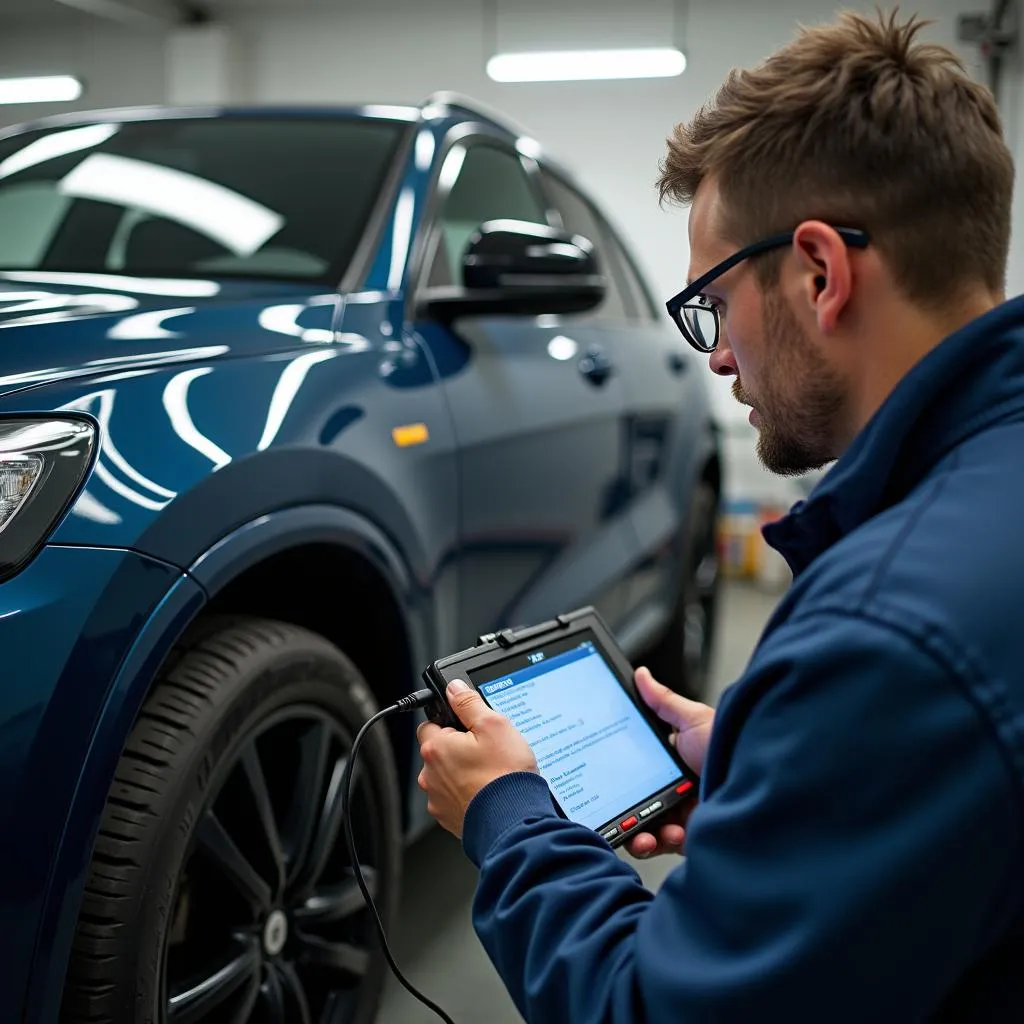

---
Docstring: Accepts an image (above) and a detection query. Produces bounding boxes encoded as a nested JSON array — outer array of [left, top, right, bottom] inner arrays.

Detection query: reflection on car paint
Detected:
[[107, 307, 194, 340], [162, 367, 232, 470], [388, 187, 417, 290], [0, 270, 221, 297], [59, 388, 176, 512]]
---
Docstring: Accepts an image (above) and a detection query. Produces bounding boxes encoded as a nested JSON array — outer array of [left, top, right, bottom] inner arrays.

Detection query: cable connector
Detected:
[[396, 688, 435, 711]]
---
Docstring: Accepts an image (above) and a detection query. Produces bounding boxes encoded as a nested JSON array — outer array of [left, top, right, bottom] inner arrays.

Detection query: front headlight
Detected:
[[0, 418, 96, 580]]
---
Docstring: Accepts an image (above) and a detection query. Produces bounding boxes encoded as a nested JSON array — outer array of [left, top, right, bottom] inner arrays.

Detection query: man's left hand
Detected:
[[417, 680, 538, 838]]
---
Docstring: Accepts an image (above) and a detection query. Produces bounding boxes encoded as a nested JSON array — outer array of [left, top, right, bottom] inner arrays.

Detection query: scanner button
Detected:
[[675, 781, 695, 796], [601, 827, 619, 840], [620, 816, 639, 830], [639, 807, 652, 819], [647, 801, 663, 813]]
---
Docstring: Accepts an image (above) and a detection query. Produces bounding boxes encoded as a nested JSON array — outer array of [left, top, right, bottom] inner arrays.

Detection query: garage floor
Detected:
[[377, 580, 782, 1024]]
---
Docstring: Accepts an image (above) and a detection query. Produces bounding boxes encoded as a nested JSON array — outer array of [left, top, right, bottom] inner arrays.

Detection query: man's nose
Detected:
[[709, 341, 738, 377]]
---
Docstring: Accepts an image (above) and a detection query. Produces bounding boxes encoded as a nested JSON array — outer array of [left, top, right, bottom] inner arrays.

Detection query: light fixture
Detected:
[[0, 76, 82, 105], [487, 47, 686, 83]]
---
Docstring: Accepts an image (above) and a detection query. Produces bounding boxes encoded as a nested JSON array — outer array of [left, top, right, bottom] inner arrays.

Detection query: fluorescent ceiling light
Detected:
[[0, 123, 119, 180], [0, 76, 82, 105], [487, 48, 686, 83], [59, 153, 285, 257]]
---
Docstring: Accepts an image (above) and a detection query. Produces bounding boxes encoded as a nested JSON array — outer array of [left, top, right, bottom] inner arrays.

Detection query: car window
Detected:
[[606, 230, 658, 320], [0, 116, 406, 281], [427, 143, 547, 287], [0, 183, 72, 265], [540, 170, 631, 323]]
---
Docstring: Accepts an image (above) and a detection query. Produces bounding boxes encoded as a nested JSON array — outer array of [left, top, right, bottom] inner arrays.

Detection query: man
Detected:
[[417, 10, 1024, 1021]]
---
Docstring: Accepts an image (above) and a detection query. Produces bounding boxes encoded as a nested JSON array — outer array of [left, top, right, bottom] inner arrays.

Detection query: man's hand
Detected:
[[417, 680, 538, 838], [626, 666, 714, 860]]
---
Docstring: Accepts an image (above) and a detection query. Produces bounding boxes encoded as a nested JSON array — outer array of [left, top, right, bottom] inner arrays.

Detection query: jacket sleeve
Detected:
[[461, 611, 1023, 1024]]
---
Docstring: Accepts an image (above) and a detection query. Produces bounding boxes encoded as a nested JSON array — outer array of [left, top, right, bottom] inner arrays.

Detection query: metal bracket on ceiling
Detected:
[[957, 0, 1019, 101]]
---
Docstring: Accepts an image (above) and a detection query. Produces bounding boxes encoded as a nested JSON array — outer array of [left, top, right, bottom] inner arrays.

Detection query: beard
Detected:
[[734, 289, 846, 476]]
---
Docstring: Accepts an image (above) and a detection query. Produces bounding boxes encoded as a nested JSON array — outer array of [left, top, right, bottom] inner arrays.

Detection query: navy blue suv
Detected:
[[0, 94, 720, 1023]]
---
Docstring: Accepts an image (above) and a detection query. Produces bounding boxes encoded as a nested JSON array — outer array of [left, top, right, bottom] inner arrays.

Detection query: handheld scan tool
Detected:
[[423, 607, 699, 848]]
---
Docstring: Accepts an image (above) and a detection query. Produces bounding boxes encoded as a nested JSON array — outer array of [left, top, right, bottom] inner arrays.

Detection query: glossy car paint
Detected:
[[0, 99, 719, 1021]]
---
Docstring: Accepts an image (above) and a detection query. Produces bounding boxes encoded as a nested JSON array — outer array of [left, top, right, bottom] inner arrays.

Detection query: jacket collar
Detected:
[[763, 295, 1024, 575]]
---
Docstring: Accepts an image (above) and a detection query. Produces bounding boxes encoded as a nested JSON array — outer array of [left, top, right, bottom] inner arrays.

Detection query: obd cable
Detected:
[[341, 688, 457, 1024]]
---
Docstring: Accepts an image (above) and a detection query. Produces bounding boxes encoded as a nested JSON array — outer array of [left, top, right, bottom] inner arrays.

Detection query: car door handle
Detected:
[[579, 347, 614, 386]]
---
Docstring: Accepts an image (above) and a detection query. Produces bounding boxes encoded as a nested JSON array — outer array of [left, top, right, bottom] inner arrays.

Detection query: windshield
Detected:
[[0, 115, 405, 283]]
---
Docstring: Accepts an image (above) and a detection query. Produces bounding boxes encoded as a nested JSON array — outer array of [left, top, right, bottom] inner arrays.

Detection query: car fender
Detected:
[[29, 504, 432, 1022]]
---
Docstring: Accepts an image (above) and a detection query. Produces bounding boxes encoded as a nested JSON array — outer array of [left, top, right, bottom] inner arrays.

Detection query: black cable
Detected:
[[342, 690, 457, 1024]]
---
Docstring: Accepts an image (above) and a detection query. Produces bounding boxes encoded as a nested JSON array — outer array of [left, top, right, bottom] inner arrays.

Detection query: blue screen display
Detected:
[[474, 637, 682, 830]]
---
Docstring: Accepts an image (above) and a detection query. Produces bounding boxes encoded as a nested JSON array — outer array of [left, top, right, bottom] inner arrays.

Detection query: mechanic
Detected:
[[417, 10, 1024, 1022]]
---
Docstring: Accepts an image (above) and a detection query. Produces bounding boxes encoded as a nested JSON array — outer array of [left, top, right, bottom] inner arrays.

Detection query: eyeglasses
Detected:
[[665, 226, 871, 353]]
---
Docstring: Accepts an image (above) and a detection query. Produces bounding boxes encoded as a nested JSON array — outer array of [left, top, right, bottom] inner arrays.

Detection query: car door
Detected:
[[409, 132, 639, 642], [537, 167, 707, 640]]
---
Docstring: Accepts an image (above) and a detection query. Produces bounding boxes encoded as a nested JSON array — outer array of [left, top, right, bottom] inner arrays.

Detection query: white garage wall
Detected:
[[0, 19, 166, 123], [0, 0, 1017, 449], [238, 0, 997, 305], [1002, 39, 1024, 294], [0, 0, 1006, 300]]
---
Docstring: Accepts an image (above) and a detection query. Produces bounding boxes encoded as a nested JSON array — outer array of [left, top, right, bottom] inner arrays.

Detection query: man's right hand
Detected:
[[626, 667, 714, 859]]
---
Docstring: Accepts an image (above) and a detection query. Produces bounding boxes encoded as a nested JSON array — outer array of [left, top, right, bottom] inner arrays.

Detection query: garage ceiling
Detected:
[[0, 0, 449, 17]]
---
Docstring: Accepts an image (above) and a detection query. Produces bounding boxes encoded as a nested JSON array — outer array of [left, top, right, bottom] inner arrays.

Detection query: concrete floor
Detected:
[[377, 580, 782, 1023]]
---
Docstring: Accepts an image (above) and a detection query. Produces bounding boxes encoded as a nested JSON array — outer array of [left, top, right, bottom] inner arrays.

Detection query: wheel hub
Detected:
[[262, 909, 289, 957]]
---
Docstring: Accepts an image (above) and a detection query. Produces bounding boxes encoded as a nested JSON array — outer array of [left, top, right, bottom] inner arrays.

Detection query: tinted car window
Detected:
[[0, 116, 405, 280], [428, 143, 547, 286], [541, 170, 630, 322], [609, 233, 658, 319]]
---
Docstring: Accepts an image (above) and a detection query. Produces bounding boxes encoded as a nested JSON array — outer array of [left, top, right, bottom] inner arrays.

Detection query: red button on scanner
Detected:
[[675, 781, 695, 796], [619, 816, 639, 830]]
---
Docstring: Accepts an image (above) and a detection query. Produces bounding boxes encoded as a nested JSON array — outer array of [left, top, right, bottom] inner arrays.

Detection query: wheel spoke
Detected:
[[261, 967, 287, 1024], [298, 754, 360, 890], [228, 968, 261, 1024], [283, 721, 332, 885], [294, 868, 376, 928], [168, 940, 261, 1024], [197, 811, 273, 914], [279, 961, 313, 1024], [696, 552, 718, 596], [241, 745, 286, 890], [297, 933, 370, 979], [320, 989, 359, 1024]]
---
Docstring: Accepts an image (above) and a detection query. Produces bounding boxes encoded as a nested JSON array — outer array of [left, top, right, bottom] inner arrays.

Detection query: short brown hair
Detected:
[[658, 9, 1014, 305]]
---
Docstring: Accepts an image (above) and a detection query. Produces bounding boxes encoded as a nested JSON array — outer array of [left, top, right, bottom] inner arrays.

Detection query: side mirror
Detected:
[[417, 219, 606, 322]]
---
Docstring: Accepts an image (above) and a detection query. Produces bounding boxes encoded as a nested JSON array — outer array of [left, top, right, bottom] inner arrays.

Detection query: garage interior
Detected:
[[0, 1, 1020, 1022]]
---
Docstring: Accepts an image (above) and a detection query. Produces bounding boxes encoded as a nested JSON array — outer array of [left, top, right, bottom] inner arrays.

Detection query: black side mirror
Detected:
[[417, 219, 606, 322]]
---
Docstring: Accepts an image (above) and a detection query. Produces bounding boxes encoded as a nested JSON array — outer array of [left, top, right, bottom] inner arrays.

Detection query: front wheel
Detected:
[[642, 482, 720, 701], [60, 617, 402, 1024]]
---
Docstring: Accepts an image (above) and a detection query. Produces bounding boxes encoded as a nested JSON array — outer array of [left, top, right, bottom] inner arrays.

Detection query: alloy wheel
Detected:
[[164, 708, 381, 1024]]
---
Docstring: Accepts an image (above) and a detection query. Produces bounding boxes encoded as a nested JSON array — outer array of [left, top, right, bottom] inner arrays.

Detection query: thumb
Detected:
[[447, 680, 494, 731], [634, 666, 708, 731]]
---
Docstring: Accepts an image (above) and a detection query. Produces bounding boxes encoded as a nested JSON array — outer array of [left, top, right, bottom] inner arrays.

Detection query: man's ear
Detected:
[[792, 222, 854, 332]]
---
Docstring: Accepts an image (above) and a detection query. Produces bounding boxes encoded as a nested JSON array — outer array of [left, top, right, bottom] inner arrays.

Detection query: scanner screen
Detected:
[[471, 632, 682, 830]]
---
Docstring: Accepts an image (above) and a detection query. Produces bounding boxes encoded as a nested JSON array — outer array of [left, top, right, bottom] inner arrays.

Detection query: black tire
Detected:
[[642, 482, 720, 701], [60, 616, 402, 1024]]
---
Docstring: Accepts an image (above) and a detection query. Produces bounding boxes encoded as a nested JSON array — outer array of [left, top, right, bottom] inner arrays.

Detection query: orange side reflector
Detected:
[[392, 423, 430, 448]]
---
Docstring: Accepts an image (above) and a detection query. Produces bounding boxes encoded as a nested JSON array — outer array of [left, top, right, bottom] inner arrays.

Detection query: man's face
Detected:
[[687, 182, 846, 476]]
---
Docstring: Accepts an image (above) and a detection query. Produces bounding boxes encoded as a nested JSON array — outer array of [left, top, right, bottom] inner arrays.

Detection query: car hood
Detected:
[[0, 272, 343, 398]]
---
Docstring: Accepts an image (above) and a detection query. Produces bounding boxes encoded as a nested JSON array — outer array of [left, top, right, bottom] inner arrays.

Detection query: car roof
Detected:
[[0, 90, 582, 192], [0, 91, 526, 142]]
